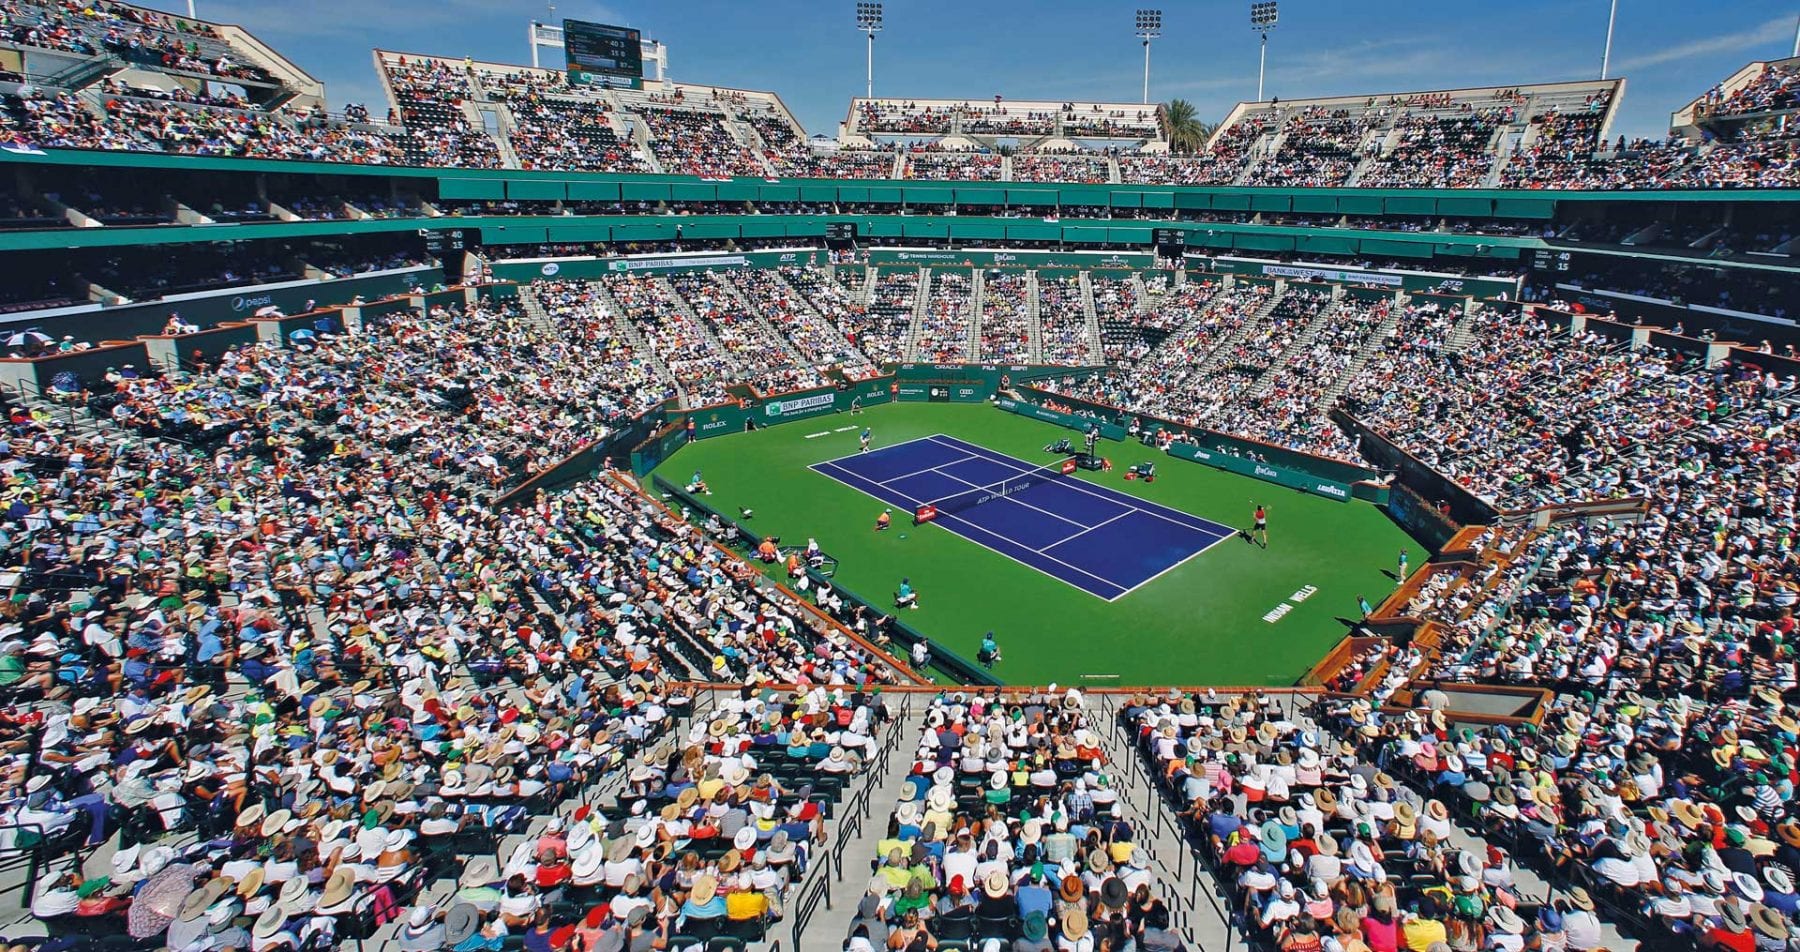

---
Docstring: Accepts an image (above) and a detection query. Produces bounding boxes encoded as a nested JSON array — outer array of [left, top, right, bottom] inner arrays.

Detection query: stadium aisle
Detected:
[[808, 707, 930, 944]]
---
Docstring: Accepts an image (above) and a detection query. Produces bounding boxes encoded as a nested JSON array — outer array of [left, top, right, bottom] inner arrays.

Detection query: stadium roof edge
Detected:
[[1230, 76, 1620, 112], [1669, 54, 1800, 133]]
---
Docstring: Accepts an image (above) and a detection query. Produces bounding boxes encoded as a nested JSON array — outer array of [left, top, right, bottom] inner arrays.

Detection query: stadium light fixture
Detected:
[[1135, 10, 1162, 105], [1250, 1, 1278, 102], [856, 2, 884, 100]]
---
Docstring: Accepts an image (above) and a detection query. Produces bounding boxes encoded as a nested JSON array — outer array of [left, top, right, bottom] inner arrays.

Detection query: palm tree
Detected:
[[1163, 99, 1214, 154]]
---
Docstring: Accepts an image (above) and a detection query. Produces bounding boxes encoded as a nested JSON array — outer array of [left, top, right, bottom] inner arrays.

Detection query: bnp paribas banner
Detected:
[[869, 249, 1153, 270], [761, 389, 838, 421], [607, 254, 749, 272]]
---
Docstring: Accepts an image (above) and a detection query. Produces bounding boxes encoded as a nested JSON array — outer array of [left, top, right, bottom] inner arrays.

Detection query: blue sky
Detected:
[[145, 0, 1799, 142]]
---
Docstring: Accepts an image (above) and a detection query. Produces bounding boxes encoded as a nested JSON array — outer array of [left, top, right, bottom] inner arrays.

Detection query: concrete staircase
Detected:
[[462, 68, 522, 170], [770, 269, 867, 364], [580, 281, 682, 402], [966, 267, 986, 359], [1244, 297, 1347, 398], [858, 265, 878, 308], [902, 267, 932, 361], [790, 704, 926, 948], [1077, 270, 1104, 365], [1187, 282, 1286, 379], [653, 275, 744, 377], [456, 90, 520, 170], [1324, 293, 1405, 402], [707, 270, 806, 370], [515, 282, 560, 336], [1445, 299, 1486, 354], [1024, 270, 1045, 363], [730, 116, 782, 178]]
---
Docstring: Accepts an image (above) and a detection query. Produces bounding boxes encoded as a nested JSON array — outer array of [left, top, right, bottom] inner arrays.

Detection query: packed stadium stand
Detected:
[[5, 5, 1800, 952]]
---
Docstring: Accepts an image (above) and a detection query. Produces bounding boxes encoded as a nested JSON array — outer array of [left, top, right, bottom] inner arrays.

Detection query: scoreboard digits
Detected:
[[563, 20, 643, 80]]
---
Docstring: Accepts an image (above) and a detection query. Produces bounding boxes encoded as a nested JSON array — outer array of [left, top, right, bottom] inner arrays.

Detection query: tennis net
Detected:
[[915, 458, 1077, 523]]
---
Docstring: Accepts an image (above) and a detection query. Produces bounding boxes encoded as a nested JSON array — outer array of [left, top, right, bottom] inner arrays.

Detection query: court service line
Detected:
[[1034, 510, 1134, 553], [810, 458, 1129, 598], [875, 454, 982, 486], [1109, 524, 1238, 600], [924, 434, 1234, 536], [813, 434, 943, 468], [925, 467, 1095, 531]]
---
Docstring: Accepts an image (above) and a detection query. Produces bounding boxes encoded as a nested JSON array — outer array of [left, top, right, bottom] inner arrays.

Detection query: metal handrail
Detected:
[[787, 864, 834, 951], [0, 821, 59, 909]]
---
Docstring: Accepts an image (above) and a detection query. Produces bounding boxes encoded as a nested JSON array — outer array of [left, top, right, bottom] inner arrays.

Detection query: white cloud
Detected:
[[1615, 15, 1795, 71]]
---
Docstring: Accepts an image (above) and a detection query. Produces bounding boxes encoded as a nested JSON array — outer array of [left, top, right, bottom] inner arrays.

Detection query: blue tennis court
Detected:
[[809, 434, 1235, 600]]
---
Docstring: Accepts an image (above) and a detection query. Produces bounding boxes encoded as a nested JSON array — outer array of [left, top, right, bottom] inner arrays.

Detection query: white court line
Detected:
[[922, 433, 1239, 600], [879, 454, 982, 486], [811, 457, 1128, 599], [1035, 510, 1133, 553], [1109, 526, 1237, 600], [927, 466, 1091, 531], [813, 434, 942, 468], [924, 434, 1231, 535], [833, 426, 858, 432]]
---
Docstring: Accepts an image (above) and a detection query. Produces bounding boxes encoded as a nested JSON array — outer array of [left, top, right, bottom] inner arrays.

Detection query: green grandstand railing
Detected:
[[7, 145, 1798, 206]]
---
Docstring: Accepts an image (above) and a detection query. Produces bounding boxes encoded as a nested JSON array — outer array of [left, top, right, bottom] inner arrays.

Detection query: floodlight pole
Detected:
[[1792, 13, 1799, 57], [1135, 11, 1161, 105], [1257, 32, 1269, 101], [857, 4, 883, 100], [1143, 39, 1152, 104], [1250, 3, 1277, 103], [1600, 0, 1618, 79]]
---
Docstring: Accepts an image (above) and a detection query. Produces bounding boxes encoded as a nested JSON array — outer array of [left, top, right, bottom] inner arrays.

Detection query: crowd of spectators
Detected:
[[1012, 154, 1110, 185], [724, 268, 876, 381], [1125, 690, 1588, 952], [1119, 113, 1276, 186], [666, 271, 818, 396], [0, 292, 935, 940], [526, 280, 681, 422], [1499, 109, 1610, 190], [481, 69, 651, 174], [849, 690, 1189, 952], [596, 273, 740, 406], [639, 107, 765, 179], [1341, 308, 1799, 509], [856, 100, 957, 136], [1211, 294, 1389, 461], [1360, 110, 1509, 188], [1038, 273, 1099, 366], [1174, 286, 1335, 424], [977, 271, 1033, 363], [902, 147, 1004, 183], [860, 268, 919, 364], [380, 55, 504, 169], [1092, 275, 1161, 364], [1695, 60, 1800, 119], [1241, 108, 1379, 188], [914, 270, 975, 362], [767, 146, 898, 180]]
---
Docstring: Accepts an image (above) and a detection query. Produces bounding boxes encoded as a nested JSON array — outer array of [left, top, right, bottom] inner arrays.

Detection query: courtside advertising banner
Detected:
[[1166, 442, 1353, 502]]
